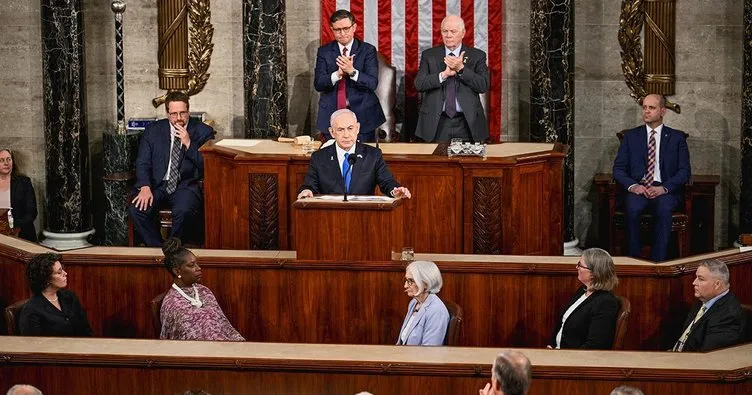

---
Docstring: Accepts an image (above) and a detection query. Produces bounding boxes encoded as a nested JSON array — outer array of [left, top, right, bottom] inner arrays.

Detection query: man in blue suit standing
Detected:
[[129, 91, 214, 246], [314, 9, 385, 142], [613, 94, 691, 262]]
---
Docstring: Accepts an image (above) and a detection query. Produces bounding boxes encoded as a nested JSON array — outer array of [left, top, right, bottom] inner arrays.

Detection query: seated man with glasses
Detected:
[[129, 91, 214, 247], [314, 9, 385, 142]]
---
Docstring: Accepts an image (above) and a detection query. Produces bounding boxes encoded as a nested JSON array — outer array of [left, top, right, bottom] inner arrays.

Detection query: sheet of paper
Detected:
[[216, 139, 261, 147]]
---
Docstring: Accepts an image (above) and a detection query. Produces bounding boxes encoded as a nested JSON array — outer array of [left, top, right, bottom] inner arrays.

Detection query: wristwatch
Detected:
[[349, 69, 357, 78]]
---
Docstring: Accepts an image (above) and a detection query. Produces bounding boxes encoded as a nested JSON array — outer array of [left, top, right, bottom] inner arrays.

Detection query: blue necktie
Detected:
[[342, 153, 351, 193]]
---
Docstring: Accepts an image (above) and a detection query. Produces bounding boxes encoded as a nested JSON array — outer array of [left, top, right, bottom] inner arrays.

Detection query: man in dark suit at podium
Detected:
[[297, 109, 411, 199], [129, 91, 214, 246], [613, 94, 691, 262]]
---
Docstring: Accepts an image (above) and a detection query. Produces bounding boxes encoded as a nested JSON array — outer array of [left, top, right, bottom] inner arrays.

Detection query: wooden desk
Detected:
[[0, 337, 749, 394], [1, 236, 750, 350], [201, 140, 566, 255]]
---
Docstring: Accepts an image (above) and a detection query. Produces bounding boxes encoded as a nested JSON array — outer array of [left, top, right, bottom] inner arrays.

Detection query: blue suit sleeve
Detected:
[[352, 45, 379, 91], [299, 153, 323, 195], [613, 134, 638, 189], [135, 127, 155, 189], [314, 47, 336, 92], [374, 153, 400, 195], [662, 134, 691, 194], [184, 123, 214, 179]]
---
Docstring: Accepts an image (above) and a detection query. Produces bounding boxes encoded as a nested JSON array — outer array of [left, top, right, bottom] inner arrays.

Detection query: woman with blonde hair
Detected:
[[548, 248, 620, 349]]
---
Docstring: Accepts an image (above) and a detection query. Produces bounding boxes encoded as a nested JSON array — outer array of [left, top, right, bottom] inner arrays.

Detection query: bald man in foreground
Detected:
[[6, 385, 42, 395], [415, 15, 489, 143], [479, 350, 532, 395]]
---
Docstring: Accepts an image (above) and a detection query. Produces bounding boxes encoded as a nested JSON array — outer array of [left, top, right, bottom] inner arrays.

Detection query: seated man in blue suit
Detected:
[[129, 91, 214, 247], [613, 94, 691, 262], [314, 9, 385, 142], [297, 109, 411, 199]]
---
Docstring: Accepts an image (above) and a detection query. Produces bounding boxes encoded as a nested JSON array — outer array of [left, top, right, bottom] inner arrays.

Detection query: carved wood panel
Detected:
[[472, 177, 502, 254], [248, 173, 279, 250]]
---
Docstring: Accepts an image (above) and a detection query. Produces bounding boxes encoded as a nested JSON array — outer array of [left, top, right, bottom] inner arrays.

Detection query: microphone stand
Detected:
[[343, 155, 357, 202]]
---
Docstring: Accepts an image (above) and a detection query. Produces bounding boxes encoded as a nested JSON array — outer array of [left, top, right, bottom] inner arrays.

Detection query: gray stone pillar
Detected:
[[530, 0, 576, 254], [40, 0, 94, 249], [243, 0, 288, 138], [741, 0, 752, 238]]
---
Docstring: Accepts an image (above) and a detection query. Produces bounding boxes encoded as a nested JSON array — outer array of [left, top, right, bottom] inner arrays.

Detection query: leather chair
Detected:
[[150, 292, 167, 338], [442, 299, 463, 346], [375, 52, 397, 142], [612, 295, 632, 350], [4, 298, 29, 335], [742, 304, 752, 343], [601, 130, 691, 259]]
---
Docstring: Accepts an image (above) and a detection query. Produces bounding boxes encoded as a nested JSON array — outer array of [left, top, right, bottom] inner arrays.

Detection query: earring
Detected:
[[178, 275, 182, 278]]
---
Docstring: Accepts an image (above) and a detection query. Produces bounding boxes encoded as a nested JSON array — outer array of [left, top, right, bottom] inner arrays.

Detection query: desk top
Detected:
[[0, 336, 749, 373], [213, 139, 557, 159]]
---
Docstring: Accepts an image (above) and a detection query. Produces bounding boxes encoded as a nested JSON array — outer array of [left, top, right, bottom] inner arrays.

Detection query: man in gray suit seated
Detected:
[[414, 15, 490, 143]]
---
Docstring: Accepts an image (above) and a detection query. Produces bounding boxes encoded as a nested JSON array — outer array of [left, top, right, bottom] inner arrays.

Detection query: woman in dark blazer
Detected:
[[18, 253, 92, 337], [0, 149, 38, 242], [549, 248, 620, 349]]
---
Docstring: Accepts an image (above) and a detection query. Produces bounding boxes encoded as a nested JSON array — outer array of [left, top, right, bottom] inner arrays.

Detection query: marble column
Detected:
[[243, 0, 288, 138], [530, 0, 576, 254], [40, 0, 94, 249], [102, 131, 142, 246], [741, 0, 752, 238]]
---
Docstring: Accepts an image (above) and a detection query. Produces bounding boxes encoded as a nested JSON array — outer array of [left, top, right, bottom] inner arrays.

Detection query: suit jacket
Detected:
[[135, 118, 214, 194], [414, 45, 489, 142], [298, 143, 400, 196], [396, 293, 450, 346], [550, 287, 620, 349], [18, 289, 93, 337], [678, 291, 745, 352], [10, 174, 37, 242], [613, 125, 691, 195], [314, 39, 386, 135]]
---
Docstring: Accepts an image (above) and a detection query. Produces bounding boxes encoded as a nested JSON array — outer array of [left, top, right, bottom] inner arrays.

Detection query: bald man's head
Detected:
[[440, 15, 466, 50]]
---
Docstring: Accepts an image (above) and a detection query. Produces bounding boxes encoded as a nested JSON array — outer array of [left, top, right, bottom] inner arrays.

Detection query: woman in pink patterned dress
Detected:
[[159, 238, 244, 341]]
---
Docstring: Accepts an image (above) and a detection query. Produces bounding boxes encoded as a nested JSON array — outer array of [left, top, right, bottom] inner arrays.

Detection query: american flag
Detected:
[[321, 0, 503, 142]]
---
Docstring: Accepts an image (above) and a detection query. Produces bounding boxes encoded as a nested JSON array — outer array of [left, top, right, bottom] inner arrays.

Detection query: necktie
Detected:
[[673, 305, 707, 352], [444, 53, 457, 118], [641, 130, 657, 185], [337, 47, 348, 109], [166, 136, 182, 194], [342, 153, 351, 193]]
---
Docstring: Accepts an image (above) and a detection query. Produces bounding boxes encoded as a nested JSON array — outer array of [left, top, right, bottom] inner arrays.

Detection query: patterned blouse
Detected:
[[160, 284, 244, 341]]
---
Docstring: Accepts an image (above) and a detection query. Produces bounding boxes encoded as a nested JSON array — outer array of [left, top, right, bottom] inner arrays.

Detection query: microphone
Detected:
[[343, 154, 358, 202]]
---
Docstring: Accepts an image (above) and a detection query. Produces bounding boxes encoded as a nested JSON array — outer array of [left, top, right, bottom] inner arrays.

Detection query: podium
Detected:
[[292, 196, 405, 261]]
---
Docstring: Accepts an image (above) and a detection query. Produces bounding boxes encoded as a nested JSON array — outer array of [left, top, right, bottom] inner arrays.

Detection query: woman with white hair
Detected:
[[396, 260, 450, 346]]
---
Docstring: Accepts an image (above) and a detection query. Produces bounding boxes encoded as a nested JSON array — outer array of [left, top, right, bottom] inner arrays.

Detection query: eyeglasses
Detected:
[[0, 158, 12, 163], [331, 25, 353, 34], [168, 111, 189, 118], [404, 278, 416, 286], [576, 262, 592, 271]]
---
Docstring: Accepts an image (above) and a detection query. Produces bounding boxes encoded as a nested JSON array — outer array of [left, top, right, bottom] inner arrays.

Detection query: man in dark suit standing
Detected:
[[415, 15, 489, 143], [314, 9, 385, 142], [297, 109, 411, 199], [672, 260, 744, 352], [129, 91, 214, 247], [613, 94, 691, 262]]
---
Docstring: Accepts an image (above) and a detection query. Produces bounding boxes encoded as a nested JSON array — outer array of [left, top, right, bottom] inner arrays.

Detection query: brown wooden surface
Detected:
[[292, 197, 405, 260], [0, 338, 749, 395], [595, 173, 720, 256], [1, 240, 750, 350], [201, 141, 566, 255]]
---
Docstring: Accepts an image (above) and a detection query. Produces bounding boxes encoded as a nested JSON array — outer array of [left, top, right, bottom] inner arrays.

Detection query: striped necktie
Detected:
[[673, 305, 707, 352], [165, 136, 182, 194], [641, 130, 657, 185]]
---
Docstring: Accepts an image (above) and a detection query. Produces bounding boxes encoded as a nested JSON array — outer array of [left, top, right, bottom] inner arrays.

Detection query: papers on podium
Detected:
[[310, 195, 394, 202]]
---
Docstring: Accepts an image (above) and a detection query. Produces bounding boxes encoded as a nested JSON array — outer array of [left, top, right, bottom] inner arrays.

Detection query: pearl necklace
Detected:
[[172, 283, 203, 308]]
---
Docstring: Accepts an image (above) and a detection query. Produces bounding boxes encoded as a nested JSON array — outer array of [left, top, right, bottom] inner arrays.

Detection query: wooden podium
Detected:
[[292, 196, 405, 261]]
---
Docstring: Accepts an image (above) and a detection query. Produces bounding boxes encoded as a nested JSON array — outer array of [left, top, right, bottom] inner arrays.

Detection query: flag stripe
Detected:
[[350, 1, 365, 42], [487, 0, 502, 141], [432, 1, 446, 47], [377, 0, 392, 61], [363, 0, 378, 45], [461, 0, 474, 47]]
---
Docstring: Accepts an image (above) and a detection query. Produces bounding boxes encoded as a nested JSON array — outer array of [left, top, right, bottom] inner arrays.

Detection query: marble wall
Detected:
[[0, 0, 743, 248]]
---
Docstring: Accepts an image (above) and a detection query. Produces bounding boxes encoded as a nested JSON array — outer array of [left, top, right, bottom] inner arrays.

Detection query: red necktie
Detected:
[[337, 47, 348, 109], [641, 130, 657, 185]]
